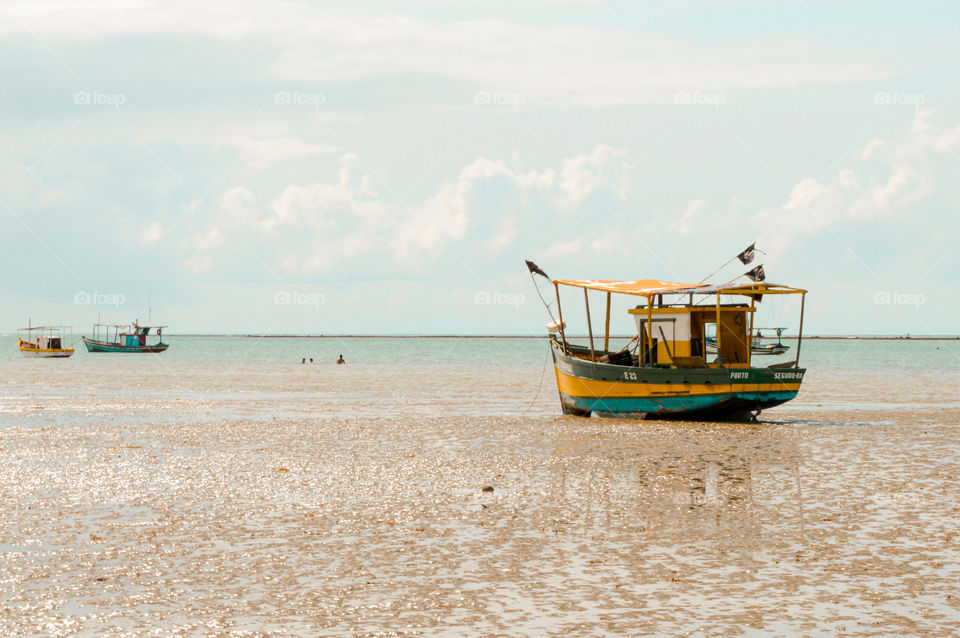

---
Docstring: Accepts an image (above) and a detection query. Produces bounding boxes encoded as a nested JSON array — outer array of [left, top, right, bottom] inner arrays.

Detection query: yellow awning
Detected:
[[553, 279, 705, 296], [554, 279, 806, 297]]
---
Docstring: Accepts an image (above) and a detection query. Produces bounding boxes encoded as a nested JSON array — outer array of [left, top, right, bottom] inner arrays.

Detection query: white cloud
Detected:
[[752, 109, 960, 256], [181, 223, 225, 273], [670, 199, 710, 236], [140, 222, 164, 244], [224, 136, 339, 171], [1, 1, 896, 109], [219, 186, 262, 228], [171, 120, 341, 172], [194, 225, 225, 252], [179, 144, 633, 275], [183, 254, 214, 273], [558, 146, 632, 206]]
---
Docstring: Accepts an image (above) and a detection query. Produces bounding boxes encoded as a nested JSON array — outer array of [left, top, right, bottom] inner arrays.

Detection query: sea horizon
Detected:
[[6, 331, 959, 339]]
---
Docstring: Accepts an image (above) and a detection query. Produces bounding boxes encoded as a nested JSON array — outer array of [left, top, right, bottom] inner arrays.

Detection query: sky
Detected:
[[1, 0, 958, 335]]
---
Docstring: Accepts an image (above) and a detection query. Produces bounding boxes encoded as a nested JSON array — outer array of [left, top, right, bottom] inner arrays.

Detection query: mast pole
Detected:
[[748, 295, 756, 368], [697, 243, 763, 284], [584, 289, 596, 362], [646, 294, 653, 365], [715, 292, 723, 367], [603, 291, 611, 353], [555, 282, 567, 354], [698, 255, 737, 284]]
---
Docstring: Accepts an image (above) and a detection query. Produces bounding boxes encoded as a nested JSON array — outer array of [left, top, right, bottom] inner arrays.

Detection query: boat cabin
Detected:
[[629, 303, 753, 367], [119, 325, 154, 347], [36, 335, 63, 350]]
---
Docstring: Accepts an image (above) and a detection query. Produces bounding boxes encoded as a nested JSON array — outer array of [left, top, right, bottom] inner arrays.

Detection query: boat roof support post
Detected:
[[584, 288, 596, 362], [555, 282, 568, 354], [603, 291, 611, 352], [715, 292, 723, 368], [646, 295, 653, 365], [748, 296, 756, 368], [794, 292, 806, 368]]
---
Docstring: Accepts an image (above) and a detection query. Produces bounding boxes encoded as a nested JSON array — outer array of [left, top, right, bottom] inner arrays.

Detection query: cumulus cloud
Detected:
[[174, 111, 960, 290], [180, 145, 633, 276], [752, 109, 960, 256], [219, 187, 262, 227]]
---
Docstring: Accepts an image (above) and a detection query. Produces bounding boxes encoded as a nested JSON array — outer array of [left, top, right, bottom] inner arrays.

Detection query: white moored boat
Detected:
[[18, 324, 75, 358]]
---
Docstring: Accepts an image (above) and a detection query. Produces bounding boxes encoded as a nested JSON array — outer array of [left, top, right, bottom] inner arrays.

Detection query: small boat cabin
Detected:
[[629, 303, 754, 367], [120, 324, 157, 347], [35, 334, 65, 351]]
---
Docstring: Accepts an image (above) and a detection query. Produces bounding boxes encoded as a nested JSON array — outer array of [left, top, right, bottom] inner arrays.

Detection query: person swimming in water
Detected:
[[336, 354, 345, 364]]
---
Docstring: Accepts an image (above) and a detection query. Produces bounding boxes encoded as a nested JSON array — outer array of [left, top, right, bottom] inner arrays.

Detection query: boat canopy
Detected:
[[553, 279, 806, 297], [552, 279, 704, 296]]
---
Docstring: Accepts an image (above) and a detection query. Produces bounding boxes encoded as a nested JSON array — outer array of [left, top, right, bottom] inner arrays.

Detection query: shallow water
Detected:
[[1, 337, 959, 635]]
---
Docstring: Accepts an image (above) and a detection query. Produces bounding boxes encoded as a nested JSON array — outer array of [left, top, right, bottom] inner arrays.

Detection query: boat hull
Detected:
[[551, 341, 803, 420], [82, 337, 169, 353], [751, 344, 789, 356], [18, 340, 74, 358], [706, 340, 789, 356]]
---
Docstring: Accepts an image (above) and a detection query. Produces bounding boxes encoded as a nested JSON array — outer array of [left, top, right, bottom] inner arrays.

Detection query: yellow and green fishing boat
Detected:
[[526, 261, 807, 420], [17, 324, 75, 358]]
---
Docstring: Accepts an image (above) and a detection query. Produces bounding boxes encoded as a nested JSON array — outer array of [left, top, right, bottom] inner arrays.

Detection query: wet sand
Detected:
[[2, 339, 959, 636], [3, 407, 960, 636]]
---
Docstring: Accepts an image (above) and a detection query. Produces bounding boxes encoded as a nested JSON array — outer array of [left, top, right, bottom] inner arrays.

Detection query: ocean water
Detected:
[[1, 335, 959, 635]]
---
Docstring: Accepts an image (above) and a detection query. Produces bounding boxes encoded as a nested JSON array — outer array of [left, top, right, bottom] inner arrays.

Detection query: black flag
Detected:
[[745, 265, 765, 282], [737, 242, 756, 265], [525, 259, 549, 279]]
